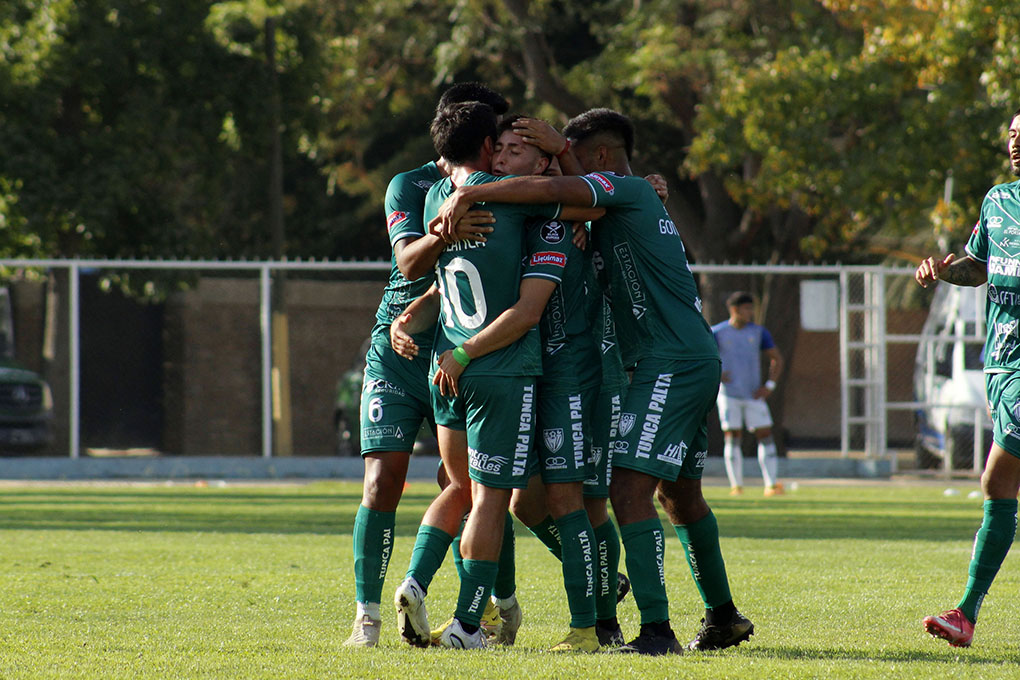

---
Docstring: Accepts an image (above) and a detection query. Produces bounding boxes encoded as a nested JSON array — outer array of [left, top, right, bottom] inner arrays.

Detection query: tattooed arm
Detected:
[[915, 253, 987, 288]]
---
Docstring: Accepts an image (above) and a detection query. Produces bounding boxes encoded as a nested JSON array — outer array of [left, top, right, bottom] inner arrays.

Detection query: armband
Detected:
[[765, 380, 776, 391], [452, 346, 471, 367], [556, 138, 571, 158]]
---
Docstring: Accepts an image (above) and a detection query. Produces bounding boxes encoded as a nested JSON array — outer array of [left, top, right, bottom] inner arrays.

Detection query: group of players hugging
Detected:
[[344, 82, 753, 656]]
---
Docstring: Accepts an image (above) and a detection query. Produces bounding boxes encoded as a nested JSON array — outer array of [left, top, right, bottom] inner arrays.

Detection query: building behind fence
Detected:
[[0, 261, 979, 470]]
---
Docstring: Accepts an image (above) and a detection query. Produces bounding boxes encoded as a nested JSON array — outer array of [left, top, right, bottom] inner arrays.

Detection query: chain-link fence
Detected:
[[0, 260, 986, 472]]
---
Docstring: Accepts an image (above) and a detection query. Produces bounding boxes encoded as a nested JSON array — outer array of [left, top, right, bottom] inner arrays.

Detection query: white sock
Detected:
[[357, 601, 381, 621], [494, 593, 517, 610], [723, 437, 743, 487], [758, 438, 778, 487]]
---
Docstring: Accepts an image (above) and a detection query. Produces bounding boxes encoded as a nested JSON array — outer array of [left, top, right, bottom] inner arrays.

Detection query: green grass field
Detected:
[[1, 479, 1019, 679]]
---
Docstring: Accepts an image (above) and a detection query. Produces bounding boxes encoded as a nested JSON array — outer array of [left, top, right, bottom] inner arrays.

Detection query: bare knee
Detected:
[[584, 496, 610, 527], [545, 482, 584, 519], [361, 453, 410, 511], [979, 445, 1020, 500], [656, 477, 710, 525], [609, 468, 659, 525]]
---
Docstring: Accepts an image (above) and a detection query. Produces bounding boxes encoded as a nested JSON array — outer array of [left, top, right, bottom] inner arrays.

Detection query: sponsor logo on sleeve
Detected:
[[412, 179, 435, 191], [530, 251, 567, 267], [586, 173, 615, 195], [541, 221, 566, 243], [387, 211, 409, 231]]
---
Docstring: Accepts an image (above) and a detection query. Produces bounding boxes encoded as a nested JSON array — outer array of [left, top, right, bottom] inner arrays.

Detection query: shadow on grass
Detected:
[[0, 487, 984, 540]]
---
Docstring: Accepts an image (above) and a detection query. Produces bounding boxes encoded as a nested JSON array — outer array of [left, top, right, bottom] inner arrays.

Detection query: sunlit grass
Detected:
[[0, 480, 1017, 678]]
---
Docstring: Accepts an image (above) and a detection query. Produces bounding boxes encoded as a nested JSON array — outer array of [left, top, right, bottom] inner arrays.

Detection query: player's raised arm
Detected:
[[915, 253, 986, 288], [396, 210, 496, 279], [512, 117, 585, 176], [433, 175, 593, 241]]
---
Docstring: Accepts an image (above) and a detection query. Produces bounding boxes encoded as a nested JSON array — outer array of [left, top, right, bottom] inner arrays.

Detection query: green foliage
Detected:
[[4, 0, 1020, 272]]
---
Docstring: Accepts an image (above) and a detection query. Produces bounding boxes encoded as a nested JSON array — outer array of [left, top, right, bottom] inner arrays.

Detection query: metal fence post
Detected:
[[69, 261, 80, 459], [261, 265, 273, 458]]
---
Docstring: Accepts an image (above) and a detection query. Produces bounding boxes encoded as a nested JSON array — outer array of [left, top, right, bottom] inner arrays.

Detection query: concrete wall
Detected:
[[163, 277, 382, 455]]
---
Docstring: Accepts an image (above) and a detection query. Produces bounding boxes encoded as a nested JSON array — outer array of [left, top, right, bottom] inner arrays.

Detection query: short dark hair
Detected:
[[562, 108, 635, 160], [430, 101, 498, 165], [496, 114, 552, 160], [437, 82, 509, 116], [726, 291, 755, 308]]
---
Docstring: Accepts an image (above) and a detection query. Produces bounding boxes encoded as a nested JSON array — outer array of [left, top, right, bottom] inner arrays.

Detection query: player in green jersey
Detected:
[[916, 107, 1020, 649], [478, 115, 605, 652], [497, 116, 649, 650], [389, 100, 566, 650], [429, 108, 753, 656], [344, 83, 507, 648]]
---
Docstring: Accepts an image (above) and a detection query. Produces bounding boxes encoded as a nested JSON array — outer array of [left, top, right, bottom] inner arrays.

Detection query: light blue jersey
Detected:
[[712, 321, 774, 399]]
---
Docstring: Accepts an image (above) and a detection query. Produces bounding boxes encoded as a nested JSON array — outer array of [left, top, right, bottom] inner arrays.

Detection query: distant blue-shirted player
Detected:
[[712, 292, 783, 496]]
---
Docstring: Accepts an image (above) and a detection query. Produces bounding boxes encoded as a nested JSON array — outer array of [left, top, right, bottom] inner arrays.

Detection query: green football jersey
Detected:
[[581, 172, 718, 367], [425, 172, 561, 377], [587, 240, 628, 390], [965, 179, 1020, 371], [371, 161, 444, 349], [525, 218, 601, 393]]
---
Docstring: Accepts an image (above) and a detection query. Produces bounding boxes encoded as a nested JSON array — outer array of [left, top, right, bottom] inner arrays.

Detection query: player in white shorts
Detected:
[[712, 292, 784, 496]]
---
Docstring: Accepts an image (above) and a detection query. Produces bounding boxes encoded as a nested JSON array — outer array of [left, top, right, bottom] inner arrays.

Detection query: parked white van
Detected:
[[913, 281, 991, 468], [914, 283, 991, 469]]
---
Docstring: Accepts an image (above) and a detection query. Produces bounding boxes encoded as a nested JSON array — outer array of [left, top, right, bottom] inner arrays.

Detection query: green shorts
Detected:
[[583, 384, 626, 498], [530, 386, 599, 485], [612, 358, 720, 482], [987, 371, 1020, 458], [431, 374, 537, 489], [360, 342, 434, 455]]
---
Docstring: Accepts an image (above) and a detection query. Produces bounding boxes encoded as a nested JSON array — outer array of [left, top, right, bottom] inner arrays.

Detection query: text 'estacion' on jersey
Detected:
[[579, 171, 718, 367]]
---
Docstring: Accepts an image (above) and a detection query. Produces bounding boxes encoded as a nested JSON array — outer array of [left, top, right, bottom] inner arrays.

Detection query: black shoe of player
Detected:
[[616, 572, 631, 604], [613, 623, 683, 655], [596, 621, 625, 647], [686, 610, 754, 651]]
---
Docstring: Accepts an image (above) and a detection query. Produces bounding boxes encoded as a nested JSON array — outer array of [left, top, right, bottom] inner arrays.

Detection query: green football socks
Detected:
[[405, 524, 454, 593], [526, 515, 564, 559], [620, 517, 669, 624], [493, 513, 517, 600], [454, 512, 516, 599], [592, 519, 621, 620], [957, 498, 1018, 623], [455, 559, 498, 628], [674, 511, 732, 608], [555, 509, 597, 628], [352, 505, 395, 605]]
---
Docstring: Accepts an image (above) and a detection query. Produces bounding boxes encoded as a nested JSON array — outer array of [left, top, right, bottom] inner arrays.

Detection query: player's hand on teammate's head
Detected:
[[915, 253, 954, 288], [453, 209, 495, 243], [644, 174, 669, 203], [512, 118, 567, 156], [390, 313, 419, 360]]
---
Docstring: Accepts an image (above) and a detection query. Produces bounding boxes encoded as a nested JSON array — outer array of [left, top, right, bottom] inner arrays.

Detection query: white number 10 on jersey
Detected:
[[438, 256, 487, 330]]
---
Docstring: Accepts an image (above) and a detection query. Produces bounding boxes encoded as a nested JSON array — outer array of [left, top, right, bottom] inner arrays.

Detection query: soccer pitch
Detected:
[[1, 480, 1018, 679]]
